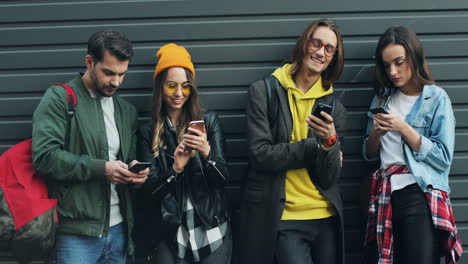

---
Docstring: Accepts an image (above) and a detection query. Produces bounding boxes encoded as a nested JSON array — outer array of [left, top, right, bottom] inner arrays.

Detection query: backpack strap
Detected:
[[53, 83, 77, 116], [263, 76, 280, 131], [52, 83, 77, 148]]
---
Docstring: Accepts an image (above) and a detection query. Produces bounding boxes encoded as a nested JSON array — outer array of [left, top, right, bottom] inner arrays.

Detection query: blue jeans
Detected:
[[56, 223, 127, 264]]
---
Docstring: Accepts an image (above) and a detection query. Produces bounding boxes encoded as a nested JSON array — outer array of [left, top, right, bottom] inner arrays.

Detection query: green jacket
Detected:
[[32, 74, 138, 256]]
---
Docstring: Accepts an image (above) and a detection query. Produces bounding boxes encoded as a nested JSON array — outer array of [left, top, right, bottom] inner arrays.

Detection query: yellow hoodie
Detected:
[[272, 64, 335, 220]]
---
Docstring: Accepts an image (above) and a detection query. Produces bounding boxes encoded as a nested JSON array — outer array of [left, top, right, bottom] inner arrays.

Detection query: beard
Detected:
[[90, 69, 117, 97]]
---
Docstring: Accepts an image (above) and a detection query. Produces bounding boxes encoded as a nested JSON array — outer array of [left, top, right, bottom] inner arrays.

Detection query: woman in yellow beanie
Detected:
[[135, 43, 232, 264]]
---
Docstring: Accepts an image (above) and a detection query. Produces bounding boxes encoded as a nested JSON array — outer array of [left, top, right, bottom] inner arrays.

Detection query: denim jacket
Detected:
[[362, 84, 455, 193]]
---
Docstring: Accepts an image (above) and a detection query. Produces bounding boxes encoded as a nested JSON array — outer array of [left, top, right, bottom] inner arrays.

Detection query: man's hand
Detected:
[[105, 160, 137, 184], [307, 111, 336, 141], [128, 160, 149, 184]]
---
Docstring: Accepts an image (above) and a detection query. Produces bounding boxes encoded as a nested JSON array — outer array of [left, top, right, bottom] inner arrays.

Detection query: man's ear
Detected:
[[85, 55, 94, 71]]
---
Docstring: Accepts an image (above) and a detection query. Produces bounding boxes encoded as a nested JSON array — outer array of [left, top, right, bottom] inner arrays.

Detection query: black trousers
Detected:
[[392, 183, 440, 264], [275, 216, 338, 264], [366, 183, 440, 264]]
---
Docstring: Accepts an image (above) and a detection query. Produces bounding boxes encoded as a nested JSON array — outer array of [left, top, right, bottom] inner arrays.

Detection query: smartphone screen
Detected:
[[312, 103, 333, 121], [370, 107, 388, 115], [129, 162, 151, 173]]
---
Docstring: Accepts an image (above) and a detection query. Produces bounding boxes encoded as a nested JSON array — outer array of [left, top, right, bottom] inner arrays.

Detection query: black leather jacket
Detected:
[[136, 111, 229, 238]]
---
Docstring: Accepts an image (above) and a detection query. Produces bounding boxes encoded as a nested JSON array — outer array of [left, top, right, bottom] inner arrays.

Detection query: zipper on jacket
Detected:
[[94, 98, 108, 238], [214, 215, 221, 226], [167, 175, 176, 183], [208, 160, 226, 180]]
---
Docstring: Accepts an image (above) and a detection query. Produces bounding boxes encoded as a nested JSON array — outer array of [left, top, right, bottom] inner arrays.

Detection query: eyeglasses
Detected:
[[308, 38, 337, 57], [164, 81, 193, 95]]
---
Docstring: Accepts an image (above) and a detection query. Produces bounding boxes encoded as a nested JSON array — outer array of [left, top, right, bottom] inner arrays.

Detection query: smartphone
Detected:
[[188, 120, 206, 135], [370, 106, 388, 115], [312, 103, 333, 121], [129, 162, 151, 173], [185, 120, 206, 152]]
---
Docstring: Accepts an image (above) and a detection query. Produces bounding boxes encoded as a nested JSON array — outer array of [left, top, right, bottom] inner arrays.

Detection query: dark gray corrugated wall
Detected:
[[1, 0, 467, 263]]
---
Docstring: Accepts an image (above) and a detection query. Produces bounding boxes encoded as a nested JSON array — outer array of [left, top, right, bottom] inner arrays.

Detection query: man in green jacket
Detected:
[[32, 30, 148, 264]]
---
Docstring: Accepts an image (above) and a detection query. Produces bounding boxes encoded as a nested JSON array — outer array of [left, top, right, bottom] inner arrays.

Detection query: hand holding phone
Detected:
[[370, 106, 388, 115], [185, 120, 206, 152], [188, 120, 206, 135], [307, 103, 337, 141], [129, 162, 151, 173], [312, 103, 333, 121]]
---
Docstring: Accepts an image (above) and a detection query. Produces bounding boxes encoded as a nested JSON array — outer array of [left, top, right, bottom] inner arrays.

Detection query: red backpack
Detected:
[[0, 83, 77, 261]]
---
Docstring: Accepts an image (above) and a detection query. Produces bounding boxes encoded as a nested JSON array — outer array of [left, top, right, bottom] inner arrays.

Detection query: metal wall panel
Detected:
[[1, 0, 467, 263]]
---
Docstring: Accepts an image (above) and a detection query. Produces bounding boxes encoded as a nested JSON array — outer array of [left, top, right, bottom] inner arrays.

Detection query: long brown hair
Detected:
[[374, 26, 434, 96], [290, 19, 344, 89], [151, 68, 203, 156]]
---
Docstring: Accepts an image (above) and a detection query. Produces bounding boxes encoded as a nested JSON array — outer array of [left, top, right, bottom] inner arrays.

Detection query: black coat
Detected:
[[133, 111, 229, 254], [238, 79, 346, 264]]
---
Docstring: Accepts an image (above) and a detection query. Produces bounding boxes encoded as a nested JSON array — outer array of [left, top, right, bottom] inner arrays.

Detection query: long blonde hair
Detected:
[[151, 68, 203, 157]]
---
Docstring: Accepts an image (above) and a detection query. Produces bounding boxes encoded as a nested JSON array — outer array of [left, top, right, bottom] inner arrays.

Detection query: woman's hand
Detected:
[[374, 111, 422, 152], [173, 143, 192, 173], [373, 112, 407, 133], [307, 111, 336, 141], [371, 117, 387, 138], [183, 128, 211, 159]]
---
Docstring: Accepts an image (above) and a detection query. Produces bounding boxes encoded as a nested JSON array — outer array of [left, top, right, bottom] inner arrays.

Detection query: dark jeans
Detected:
[[151, 228, 232, 264], [275, 216, 338, 264], [391, 183, 440, 264]]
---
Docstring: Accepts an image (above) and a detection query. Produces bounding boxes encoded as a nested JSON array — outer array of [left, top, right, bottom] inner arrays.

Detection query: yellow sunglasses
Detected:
[[164, 81, 193, 95]]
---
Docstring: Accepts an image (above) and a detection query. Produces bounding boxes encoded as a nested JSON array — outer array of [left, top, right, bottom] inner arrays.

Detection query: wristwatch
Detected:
[[324, 134, 337, 147]]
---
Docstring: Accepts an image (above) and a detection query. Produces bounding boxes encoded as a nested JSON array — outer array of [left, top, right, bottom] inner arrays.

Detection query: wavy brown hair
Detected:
[[374, 26, 434, 96], [151, 68, 203, 156], [290, 19, 344, 90]]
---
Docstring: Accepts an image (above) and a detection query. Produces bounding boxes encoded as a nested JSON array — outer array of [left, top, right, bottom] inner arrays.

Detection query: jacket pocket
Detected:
[[56, 182, 103, 221], [411, 117, 430, 134]]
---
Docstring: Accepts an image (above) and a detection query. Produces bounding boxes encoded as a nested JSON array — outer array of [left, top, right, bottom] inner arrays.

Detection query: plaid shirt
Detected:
[[365, 164, 462, 264], [176, 198, 227, 262]]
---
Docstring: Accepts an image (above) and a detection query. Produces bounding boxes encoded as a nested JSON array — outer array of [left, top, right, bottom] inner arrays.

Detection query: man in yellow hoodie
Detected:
[[239, 19, 346, 264]]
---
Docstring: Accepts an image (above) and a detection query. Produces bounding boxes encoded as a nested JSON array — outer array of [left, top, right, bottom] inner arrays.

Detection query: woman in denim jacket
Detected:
[[362, 26, 462, 264]]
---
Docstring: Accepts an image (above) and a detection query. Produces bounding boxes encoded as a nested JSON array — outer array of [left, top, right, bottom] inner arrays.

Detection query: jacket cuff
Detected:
[[150, 167, 183, 196], [413, 135, 433, 161], [304, 138, 319, 157], [89, 159, 107, 179], [362, 137, 379, 162]]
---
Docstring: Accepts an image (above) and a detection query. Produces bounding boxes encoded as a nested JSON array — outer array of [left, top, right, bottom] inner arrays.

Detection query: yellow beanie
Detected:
[[153, 43, 195, 79]]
